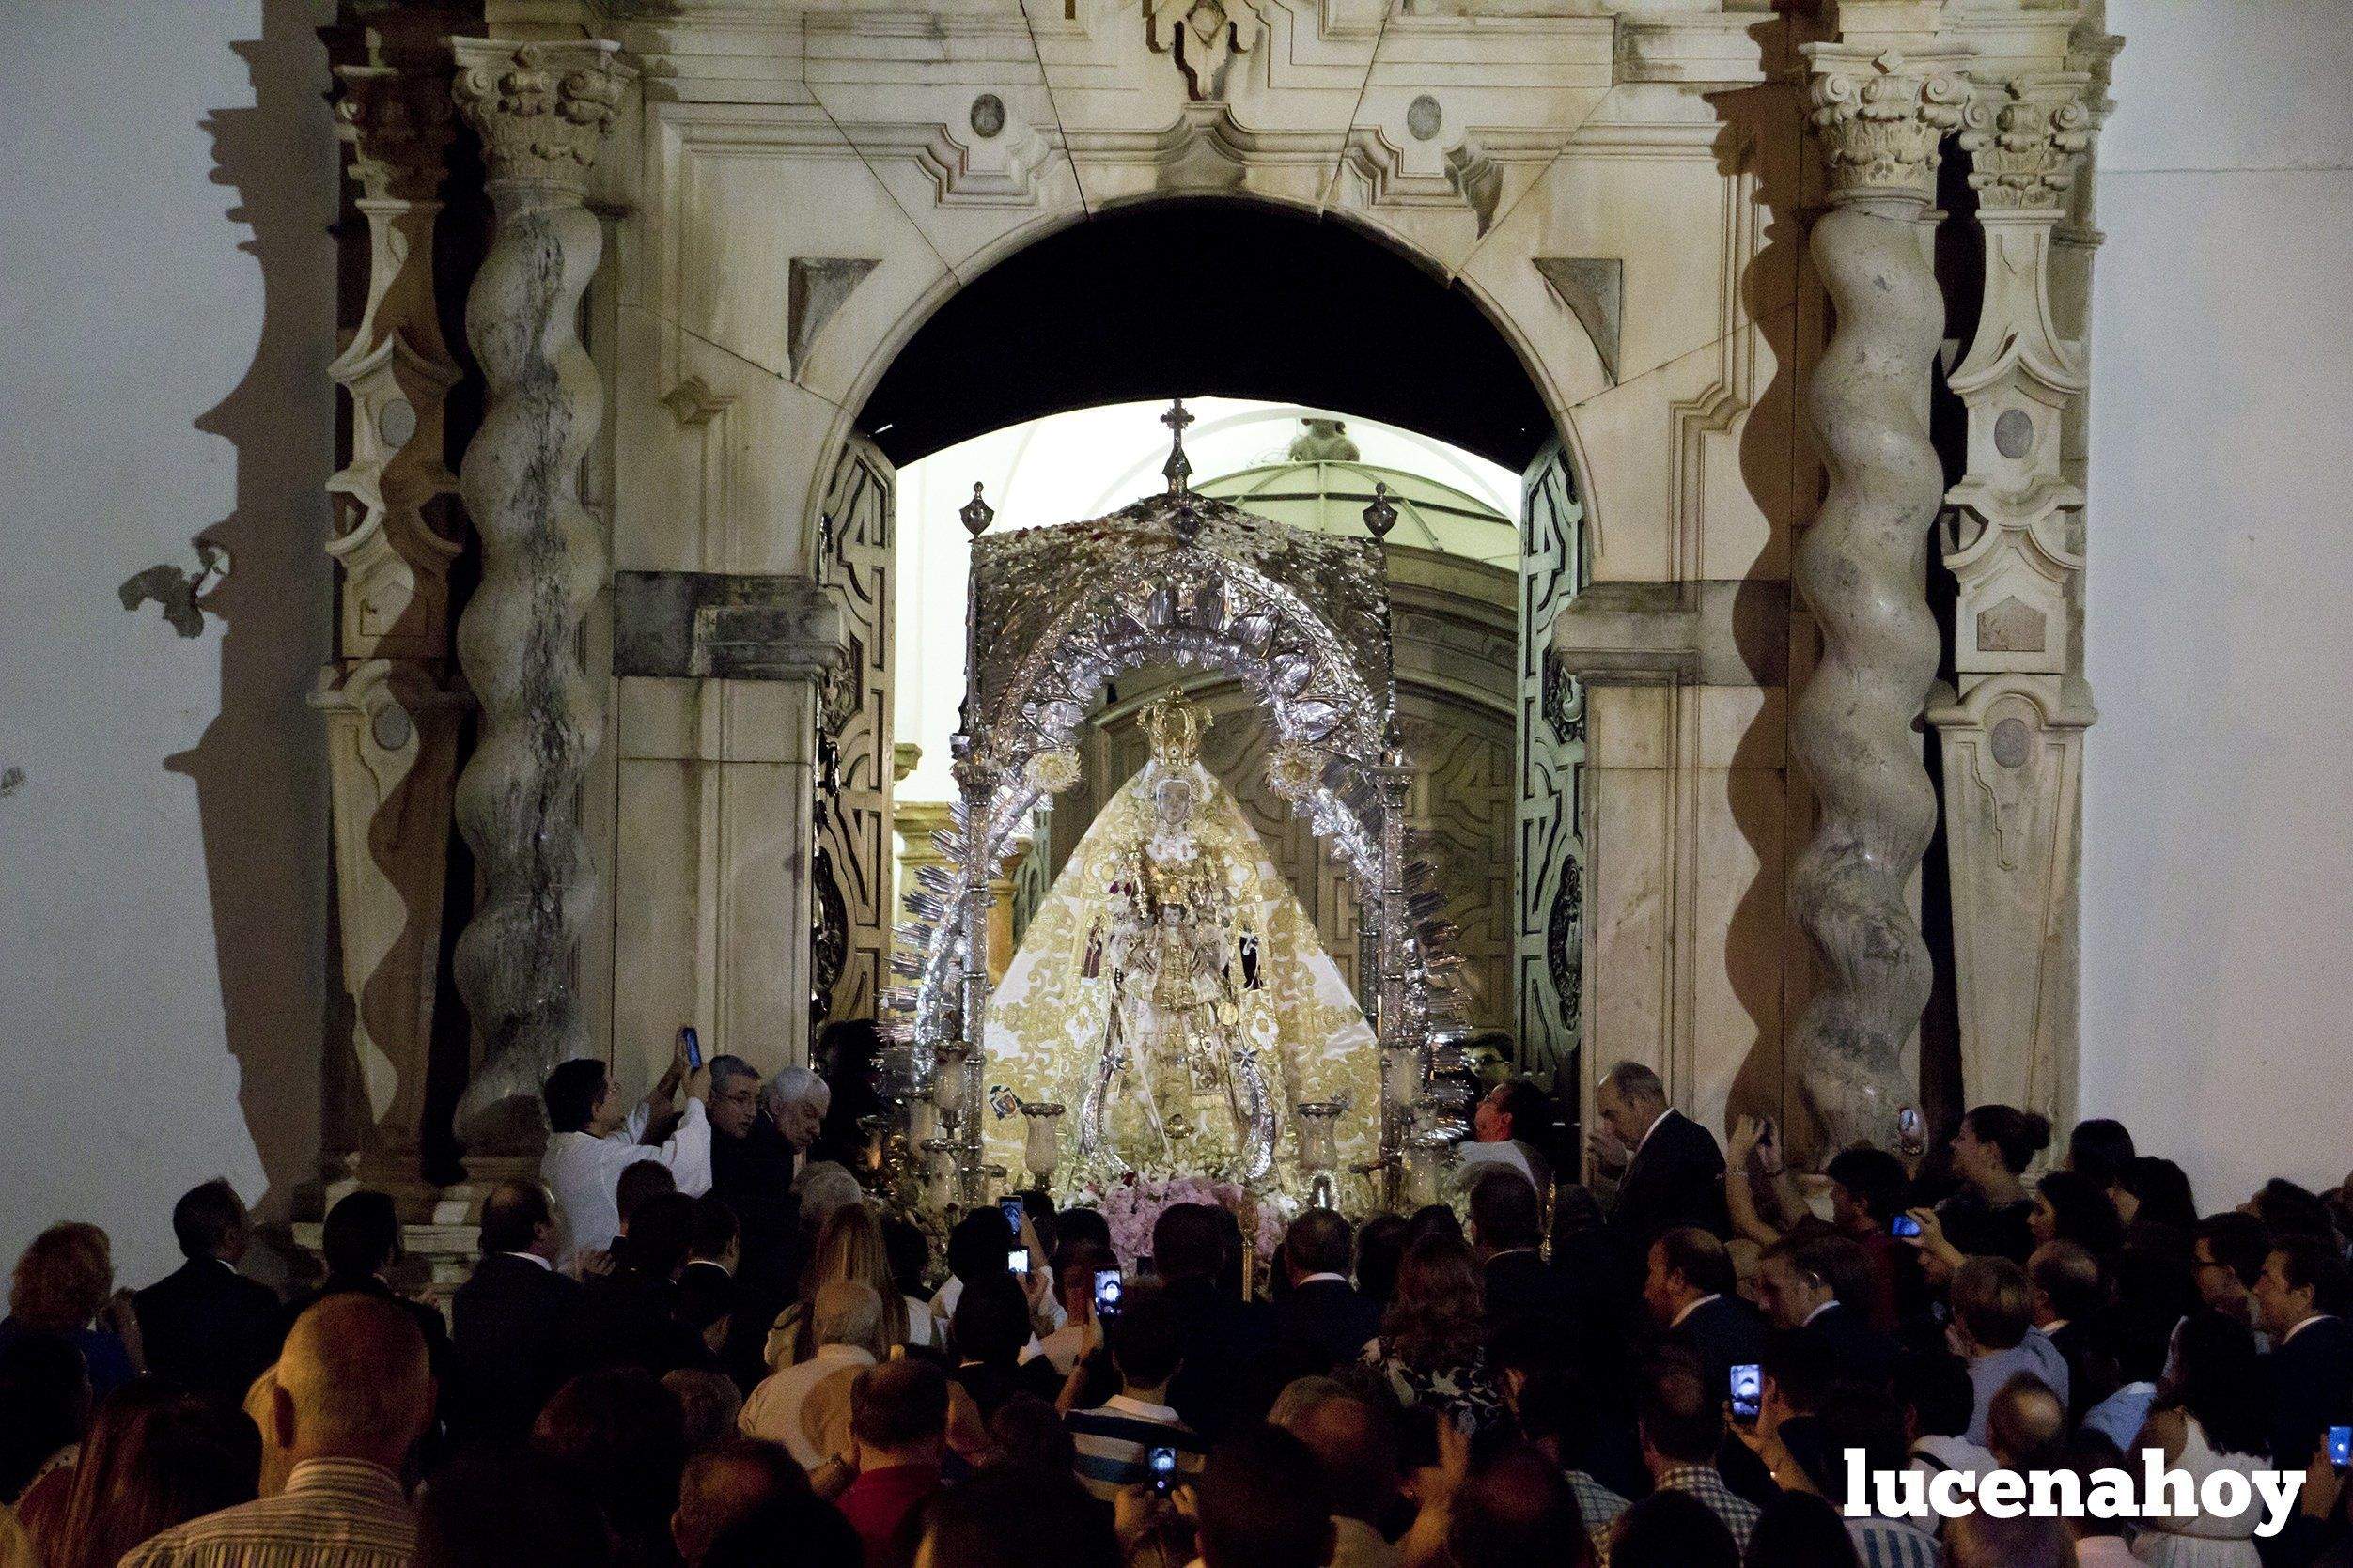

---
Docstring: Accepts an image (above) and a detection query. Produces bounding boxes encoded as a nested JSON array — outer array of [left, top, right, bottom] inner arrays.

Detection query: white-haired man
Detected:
[[764, 1066, 832, 1173], [740, 1280, 884, 1469]]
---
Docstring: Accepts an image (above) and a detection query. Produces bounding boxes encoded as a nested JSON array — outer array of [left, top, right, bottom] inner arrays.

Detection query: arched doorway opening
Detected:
[[805, 198, 1592, 1134]]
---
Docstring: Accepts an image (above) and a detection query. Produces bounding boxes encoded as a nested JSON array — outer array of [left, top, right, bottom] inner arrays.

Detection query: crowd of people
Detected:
[[5, 1045, 2353, 1568]]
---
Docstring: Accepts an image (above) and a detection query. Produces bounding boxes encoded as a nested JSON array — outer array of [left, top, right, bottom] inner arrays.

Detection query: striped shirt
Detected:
[[1649, 1466, 1760, 1555], [1847, 1514, 1943, 1568], [1065, 1395, 1207, 1500], [121, 1459, 414, 1568]]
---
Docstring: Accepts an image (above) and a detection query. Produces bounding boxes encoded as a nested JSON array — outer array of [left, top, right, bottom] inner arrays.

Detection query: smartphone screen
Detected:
[[1008, 1247, 1030, 1276], [999, 1196, 1026, 1235], [680, 1026, 703, 1070], [2330, 1426, 2352, 1468], [1890, 1214, 1924, 1239], [1094, 1268, 1124, 1317], [1147, 1447, 1178, 1493], [1729, 1363, 1762, 1424]]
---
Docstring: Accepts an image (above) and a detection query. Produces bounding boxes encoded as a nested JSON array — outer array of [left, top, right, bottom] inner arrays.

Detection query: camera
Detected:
[[999, 1196, 1026, 1235], [1094, 1268, 1125, 1318], [1148, 1447, 1178, 1493]]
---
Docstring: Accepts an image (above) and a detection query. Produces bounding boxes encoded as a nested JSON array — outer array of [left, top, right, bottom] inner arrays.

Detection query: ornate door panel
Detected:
[[1515, 439, 1586, 1079], [814, 435, 896, 1025]]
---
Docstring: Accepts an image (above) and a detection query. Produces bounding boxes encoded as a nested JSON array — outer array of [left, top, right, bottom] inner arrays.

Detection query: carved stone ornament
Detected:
[[1959, 74, 2095, 210], [337, 65, 458, 204], [1145, 0, 1265, 101], [451, 39, 631, 190], [1805, 48, 1970, 203]]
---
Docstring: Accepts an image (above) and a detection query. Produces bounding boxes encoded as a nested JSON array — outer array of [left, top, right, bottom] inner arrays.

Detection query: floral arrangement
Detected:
[[1082, 1168, 1293, 1270]]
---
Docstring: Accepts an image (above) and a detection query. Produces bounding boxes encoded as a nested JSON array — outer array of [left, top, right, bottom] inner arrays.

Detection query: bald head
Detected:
[[1288, 1393, 1396, 1524], [1986, 1374, 2066, 1470], [275, 1294, 433, 1467]]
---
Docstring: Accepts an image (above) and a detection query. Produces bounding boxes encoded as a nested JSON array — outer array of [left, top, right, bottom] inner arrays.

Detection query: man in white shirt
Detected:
[[740, 1280, 883, 1469], [540, 1041, 713, 1268]]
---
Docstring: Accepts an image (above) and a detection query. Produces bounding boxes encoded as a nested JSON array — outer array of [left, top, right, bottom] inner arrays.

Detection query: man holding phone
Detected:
[[539, 1030, 714, 1267], [1038, 1239, 1117, 1377], [1065, 1286, 1208, 1501]]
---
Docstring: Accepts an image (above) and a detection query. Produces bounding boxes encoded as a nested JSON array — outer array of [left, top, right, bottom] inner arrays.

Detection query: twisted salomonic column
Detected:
[[313, 28, 469, 1175], [448, 39, 632, 1127], [1788, 47, 1967, 1150]]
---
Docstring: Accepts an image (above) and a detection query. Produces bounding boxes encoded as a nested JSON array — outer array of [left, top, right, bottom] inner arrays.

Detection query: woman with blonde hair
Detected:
[[765, 1203, 931, 1368], [1361, 1232, 1506, 1434], [0, 1224, 138, 1402]]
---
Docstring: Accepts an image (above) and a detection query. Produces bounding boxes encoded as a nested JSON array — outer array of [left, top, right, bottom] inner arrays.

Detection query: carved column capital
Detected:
[[450, 39, 632, 193], [1960, 72, 2095, 212], [336, 63, 458, 203], [1801, 46, 1971, 206]]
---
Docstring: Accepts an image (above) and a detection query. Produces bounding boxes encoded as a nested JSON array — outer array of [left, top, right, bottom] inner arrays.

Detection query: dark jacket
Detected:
[[279, 1273, 451, 1380], [1667, 1293, 1769, 1405], [1801, 1300, 1896, 1389], [449, 1252, 584, 1442], [1163, 1276, 1273, 1441], [1267, 1276, 1382, 1385], [1607, 1110, 1729, 1258], [134, 1258, 281, 1411], [2270, 1314, 2353, 1468]]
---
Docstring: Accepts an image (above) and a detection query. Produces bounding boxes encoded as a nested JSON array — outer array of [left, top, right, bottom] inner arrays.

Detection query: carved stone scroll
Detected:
[[448, 39, 633, 1128]]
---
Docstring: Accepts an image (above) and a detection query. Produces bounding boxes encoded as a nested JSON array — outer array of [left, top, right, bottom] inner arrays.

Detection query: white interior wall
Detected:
[[0, 0, 336, 1284], [2080, 1, 2353, 1207]]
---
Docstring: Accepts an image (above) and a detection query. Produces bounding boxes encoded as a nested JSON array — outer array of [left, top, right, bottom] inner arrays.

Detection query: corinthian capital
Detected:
[[336, 63, 457, 204], [1960, 73, 2096, 211], [450, 39, 632, 192], [1802, 46, 1971, 206]]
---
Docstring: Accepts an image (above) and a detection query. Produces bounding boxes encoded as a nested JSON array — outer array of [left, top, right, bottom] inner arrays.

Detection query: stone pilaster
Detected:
[[448, 39, 634, 1130], [1928, 70, 2100, 1128], [312, 35, 470, 1180], [1787, 45, 1968, 1150]]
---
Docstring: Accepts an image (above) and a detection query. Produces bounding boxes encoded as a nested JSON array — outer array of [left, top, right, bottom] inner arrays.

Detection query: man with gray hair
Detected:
[[125, 1294, 432, 1567], [709, 1053, 803, 1373], [1592, 1059, 1726, 1265], [764, 1066, 832, 1168], [739, 1280, 884, 1469]]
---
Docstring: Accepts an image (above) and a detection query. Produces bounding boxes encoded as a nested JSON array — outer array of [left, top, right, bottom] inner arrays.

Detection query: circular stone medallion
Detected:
[[1990, 715, 2033, 768], [970, 94, 1006, 139], [1993, 407, 2034, 459], [1406, 95, 1443, 142]]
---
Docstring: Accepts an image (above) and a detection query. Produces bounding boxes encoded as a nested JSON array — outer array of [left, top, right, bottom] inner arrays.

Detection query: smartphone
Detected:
[[680, 1026, 703, 1071], [1147, 1446, 1178, 1494], [1896, 1106, 1925, 1156], [1729, 1363, 1762, 1425], [999, 1196, 1026, 1236], [1755, 1117, 1784, 1176], [1891, 1214, 1924, 1240], [1008, 1247, 1030, 1276], [2330, 1426, 2351, 1468], [1094, 1268, 1125, 1318]]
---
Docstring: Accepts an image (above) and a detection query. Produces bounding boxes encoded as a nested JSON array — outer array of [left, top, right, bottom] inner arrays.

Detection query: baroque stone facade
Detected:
[[368, 0, 2120, 1173]]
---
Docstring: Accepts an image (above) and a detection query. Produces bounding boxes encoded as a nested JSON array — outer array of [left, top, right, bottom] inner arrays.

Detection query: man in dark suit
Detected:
[[447, 1178, 584, 1442], [1265, 1209, 1380, 1386], [1756, 1234, 1895, 1389], [1156, 1203, 1272, 1441], [1642, 1226, 1765, 1402], [1471, 1169, 1625, 1414], [278, 1188, 452, 1377], [1591, 1063, 1728, 1267], [2254, 1234, 2353, 1467], [708, 1055, 802, 1307], [2028, 1240, 2109, 1424], [134, 1178, 281, 1411]]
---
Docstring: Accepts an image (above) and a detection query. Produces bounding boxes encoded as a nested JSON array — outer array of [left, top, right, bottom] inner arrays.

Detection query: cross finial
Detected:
[[959, 481, 995, 537], [1161, 397, 1194, 494]]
